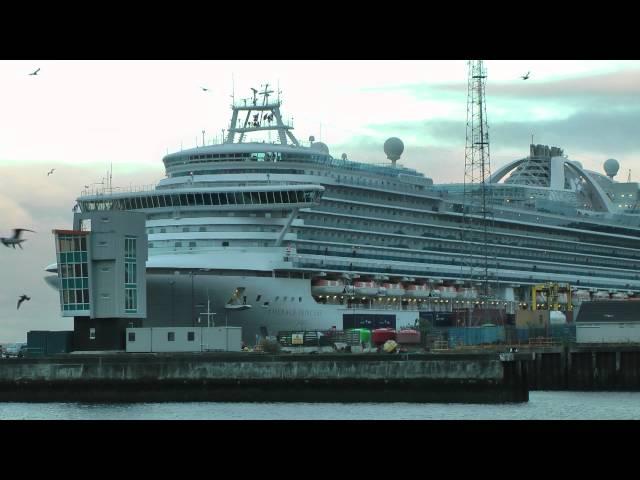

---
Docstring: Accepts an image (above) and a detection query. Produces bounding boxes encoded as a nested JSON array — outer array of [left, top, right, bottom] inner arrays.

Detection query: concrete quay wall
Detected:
[[0, 353, 528, 403]]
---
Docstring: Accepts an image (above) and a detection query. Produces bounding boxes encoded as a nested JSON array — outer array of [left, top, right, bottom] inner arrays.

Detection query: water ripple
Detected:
[[1, 392, 639, 420]]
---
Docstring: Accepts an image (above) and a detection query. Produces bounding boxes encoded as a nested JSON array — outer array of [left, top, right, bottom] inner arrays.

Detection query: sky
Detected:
[[1, 59, 640, 341]]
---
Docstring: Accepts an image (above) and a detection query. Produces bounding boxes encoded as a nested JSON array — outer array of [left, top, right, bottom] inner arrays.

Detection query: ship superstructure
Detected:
[[46, 84, 640, 341]]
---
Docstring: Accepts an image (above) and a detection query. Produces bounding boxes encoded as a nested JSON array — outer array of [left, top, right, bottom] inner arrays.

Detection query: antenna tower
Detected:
[[462, 60, 493, 317]]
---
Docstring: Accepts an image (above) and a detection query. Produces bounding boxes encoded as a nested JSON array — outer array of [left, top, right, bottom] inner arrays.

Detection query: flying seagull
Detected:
[[521, 71, 530, 80], [1, 229, 36, 249], [17, 295, 31, 310], [29, 68, 40, 76], [201, 87, 209, 92], [47, 168, 55, 176]]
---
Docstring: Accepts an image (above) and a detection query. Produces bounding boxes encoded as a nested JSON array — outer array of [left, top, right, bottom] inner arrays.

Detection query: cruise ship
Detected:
[[45, 85, 640, 342]]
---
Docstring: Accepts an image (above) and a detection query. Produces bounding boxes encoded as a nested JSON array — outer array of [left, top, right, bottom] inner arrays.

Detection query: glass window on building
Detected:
[[125, 262, 137, 284], [125, 288, 137, 313], [56, 233, 90, 313], [125, 237, 137, 259]]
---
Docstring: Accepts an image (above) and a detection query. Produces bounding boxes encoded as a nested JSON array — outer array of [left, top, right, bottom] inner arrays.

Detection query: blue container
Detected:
[[447, 326, 505, 347]]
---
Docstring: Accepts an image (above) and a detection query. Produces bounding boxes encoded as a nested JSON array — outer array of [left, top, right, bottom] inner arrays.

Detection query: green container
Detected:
[[353, 328, 371, 344]]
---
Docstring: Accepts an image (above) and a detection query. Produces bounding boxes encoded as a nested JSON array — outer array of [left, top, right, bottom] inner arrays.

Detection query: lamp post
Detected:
[[169, 279, 175, 324], [191, 271, 195, 327]]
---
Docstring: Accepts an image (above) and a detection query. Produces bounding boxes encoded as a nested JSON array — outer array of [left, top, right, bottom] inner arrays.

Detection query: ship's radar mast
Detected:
[[225, 84, 300, 146]]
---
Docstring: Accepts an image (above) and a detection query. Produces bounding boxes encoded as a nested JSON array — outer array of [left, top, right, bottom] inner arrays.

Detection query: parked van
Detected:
[[4, 343, 27, 358]]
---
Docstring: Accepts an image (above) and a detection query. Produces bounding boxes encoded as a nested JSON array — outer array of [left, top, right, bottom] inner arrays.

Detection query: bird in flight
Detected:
[[201, 87, 209, 92], [29, 68, 40, 76], [47, 168, 55, 176], [1, 229, 35, 249], [521, 71, 531, 80], [17, 295, 31, 310]]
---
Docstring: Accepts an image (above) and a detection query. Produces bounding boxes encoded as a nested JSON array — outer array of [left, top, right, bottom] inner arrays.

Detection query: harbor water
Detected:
[[1, 391, 639, 419]]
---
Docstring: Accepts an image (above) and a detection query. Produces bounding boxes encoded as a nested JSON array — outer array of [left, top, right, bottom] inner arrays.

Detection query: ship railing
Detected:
[[344, 303, 422, 311], [80, 183, 161, 197]]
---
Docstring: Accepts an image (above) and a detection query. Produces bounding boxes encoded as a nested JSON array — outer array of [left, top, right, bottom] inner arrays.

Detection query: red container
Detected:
[[372, 328, 397, 346], [396, 329, 421, 344]]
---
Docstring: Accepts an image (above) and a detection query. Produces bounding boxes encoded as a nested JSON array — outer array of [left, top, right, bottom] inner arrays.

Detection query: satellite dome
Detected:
[[384, 137, 404, 162], [310, 141, 329, 154], [341, 153, 348, 161], [604, 158, 620, 178], [309, 135, 315, 143]]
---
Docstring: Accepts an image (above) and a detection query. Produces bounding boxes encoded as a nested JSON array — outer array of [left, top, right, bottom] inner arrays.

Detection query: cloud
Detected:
[[364, 106, 640, 165], [421, 69, 640, 98], [0, 162, 160, 342]]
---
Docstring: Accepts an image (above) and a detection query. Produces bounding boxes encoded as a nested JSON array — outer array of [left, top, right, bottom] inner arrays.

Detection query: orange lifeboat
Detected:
[[405, 284, 431, 298], [437, 286, 457, 299], [311, 279, 345, 295], [353, 281, 379, 296], [382, 283, 405, 297]]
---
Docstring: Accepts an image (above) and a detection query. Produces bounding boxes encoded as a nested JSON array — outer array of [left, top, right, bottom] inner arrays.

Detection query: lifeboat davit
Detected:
[[405, 284, 431, 298], [612, 292, 629, 300], [593, 291, 611, 301], [311, 279, 345, 295], [382, 283, 405, 297], [353, 281, 379, 296]]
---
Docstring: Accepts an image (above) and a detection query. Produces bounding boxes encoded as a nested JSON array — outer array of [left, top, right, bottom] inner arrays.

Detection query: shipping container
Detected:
[[372, 328, 396, 346], [447, 326, 505, 347], [396, 329, 421, 344]]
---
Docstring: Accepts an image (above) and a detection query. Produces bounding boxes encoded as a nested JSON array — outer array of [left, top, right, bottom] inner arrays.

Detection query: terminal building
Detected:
[[575, 301, 640, 344], [50, 210, 241, 353], [53, 210, 148, 351]]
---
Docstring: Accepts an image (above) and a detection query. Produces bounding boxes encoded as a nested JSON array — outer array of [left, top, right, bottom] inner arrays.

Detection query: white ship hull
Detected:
[[145, 271, 422, 343]]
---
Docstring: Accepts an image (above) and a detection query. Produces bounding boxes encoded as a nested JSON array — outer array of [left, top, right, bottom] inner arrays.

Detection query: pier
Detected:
[[0, 352, 528, 404], [521, 345, 640, 391]]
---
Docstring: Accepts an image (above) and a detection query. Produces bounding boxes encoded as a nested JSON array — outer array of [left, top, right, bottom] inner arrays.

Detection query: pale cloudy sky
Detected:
[[1, 59, 639, 341]]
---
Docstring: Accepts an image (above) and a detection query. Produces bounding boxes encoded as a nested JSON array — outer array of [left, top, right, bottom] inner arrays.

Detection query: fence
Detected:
[[277, 324, 578, 350], [425, 324, 576, 349]]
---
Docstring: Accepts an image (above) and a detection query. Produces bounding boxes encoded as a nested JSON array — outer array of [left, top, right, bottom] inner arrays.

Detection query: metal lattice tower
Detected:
[[462, 60, 493, 303]]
